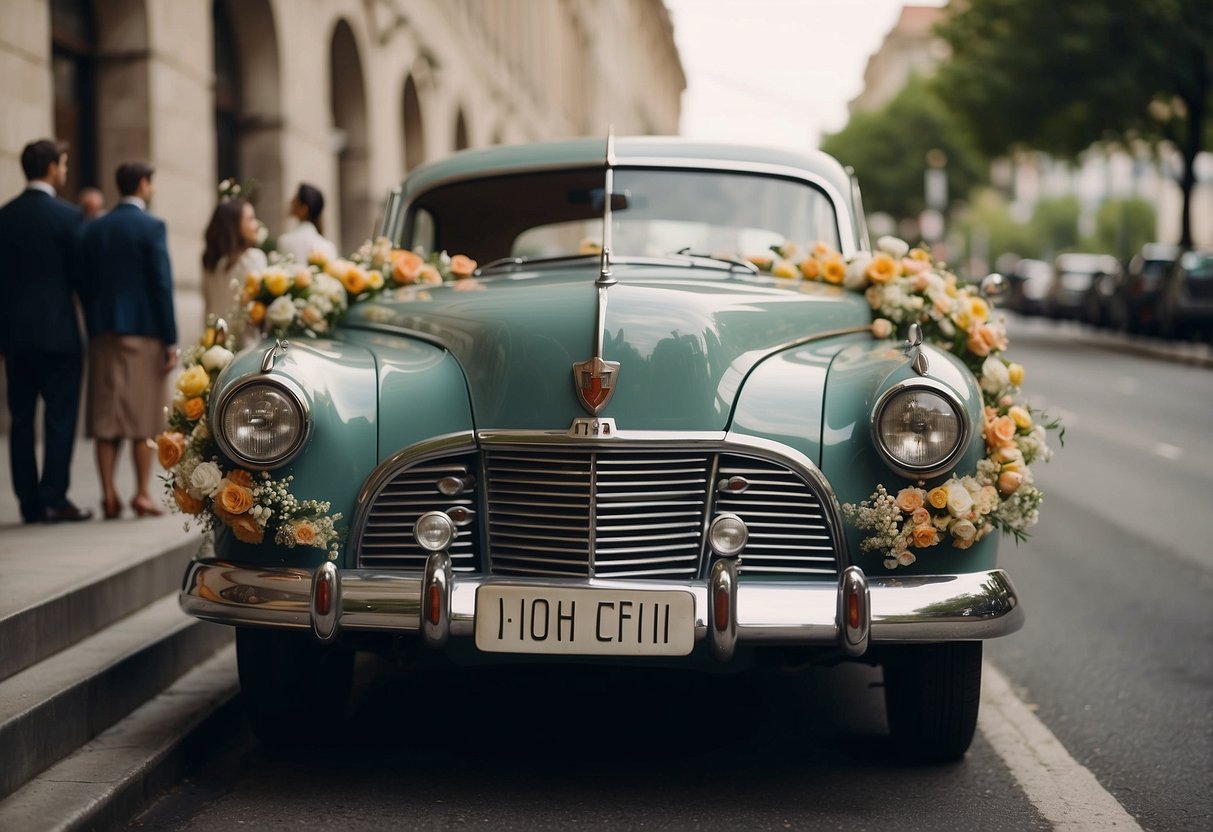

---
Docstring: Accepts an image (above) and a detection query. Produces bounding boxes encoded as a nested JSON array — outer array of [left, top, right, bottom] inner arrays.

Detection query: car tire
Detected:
[[236, 627, 354, 747], [882, 642, 982, 763]]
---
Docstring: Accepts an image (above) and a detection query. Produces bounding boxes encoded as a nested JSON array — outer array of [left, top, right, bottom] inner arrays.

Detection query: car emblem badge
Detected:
[[572, 356, 620, 415]]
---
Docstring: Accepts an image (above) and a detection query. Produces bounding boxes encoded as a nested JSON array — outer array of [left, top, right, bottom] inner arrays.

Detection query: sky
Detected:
[[664, 0, 947, 150]]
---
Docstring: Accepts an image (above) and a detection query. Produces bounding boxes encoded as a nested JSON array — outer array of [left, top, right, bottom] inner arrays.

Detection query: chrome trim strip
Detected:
[[182, 563, 1023, 644]]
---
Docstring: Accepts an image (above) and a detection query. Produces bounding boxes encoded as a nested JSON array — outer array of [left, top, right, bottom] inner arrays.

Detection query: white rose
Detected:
[[946, 481, 974, 517], [190, 461, 222, 497], [876, 236, 910, 259], [200, 345, 235, 373], [844, 254, 872, 290], [267, 295, 296, 328], [980, 356, 1011, 395], [950, 518, 977, 542]]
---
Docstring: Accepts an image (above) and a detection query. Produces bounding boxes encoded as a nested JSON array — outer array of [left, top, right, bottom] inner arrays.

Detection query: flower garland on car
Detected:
[[155, 326, 343, 557], [747, 236, 1063, 569]]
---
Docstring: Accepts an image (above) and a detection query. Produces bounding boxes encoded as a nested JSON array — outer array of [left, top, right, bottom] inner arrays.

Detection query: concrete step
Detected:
[[0, 645, 240, 832], [0, 592, 232, 800], [0, 515, 202, 682]]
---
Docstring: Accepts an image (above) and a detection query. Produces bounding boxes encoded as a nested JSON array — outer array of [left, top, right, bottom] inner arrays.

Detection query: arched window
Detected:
[[213, 0, 240, 183], [330, 20, 369, 252], [50, 0, 98, 197], [454, 109, 469, 151], [402, 75, 425, 172]]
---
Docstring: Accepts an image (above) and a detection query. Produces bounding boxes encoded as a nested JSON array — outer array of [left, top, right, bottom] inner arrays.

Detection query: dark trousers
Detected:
[[4, 350, 83, 521]]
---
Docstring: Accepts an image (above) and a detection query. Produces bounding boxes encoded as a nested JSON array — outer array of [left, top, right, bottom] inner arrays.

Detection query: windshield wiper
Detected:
[[477, 253, 598, 275], [673, 248, 760, 274]]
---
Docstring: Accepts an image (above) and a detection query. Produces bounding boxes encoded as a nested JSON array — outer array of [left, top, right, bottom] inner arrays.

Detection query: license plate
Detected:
[[474, 585, 695, 656]]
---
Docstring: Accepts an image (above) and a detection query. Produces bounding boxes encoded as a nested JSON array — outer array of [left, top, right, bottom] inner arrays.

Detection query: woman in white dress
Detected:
[[201, 197, 267, 330], [276, 183, 337, 265]]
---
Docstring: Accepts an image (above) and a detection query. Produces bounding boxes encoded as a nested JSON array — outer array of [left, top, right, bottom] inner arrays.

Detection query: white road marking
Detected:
[[980, 662, 1142, 831], [1151, 442, 1182, 460]]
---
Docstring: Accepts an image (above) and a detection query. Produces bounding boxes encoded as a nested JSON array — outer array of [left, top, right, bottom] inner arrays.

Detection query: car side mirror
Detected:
[[981, 273, 1008, 300]]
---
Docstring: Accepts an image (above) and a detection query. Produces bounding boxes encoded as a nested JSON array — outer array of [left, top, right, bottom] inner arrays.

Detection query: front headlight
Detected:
[[872, 380, 967, 479], [215, 378, 310, 469]]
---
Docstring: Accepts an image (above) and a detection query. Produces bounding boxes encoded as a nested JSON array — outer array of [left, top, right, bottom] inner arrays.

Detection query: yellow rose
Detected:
[[368, 269, 385, 290], [865, 253, 898, 284], [263, 269, 290, 297], [1009, 405, 1033, 430], [822, 256, 846, 285], [771, 259, 798, 279], [908, 247, 931, 262], [342, 265, 369, 295], [811, 241, 834, 258], [968, 296, 990, 322], [176, 365, 210, 398], [243, 274, 261, 301], [307, 250, 330, 269], [248, 301, 266, 325], [927, 486, 949, 510], [1008, 363, 1025, 386]]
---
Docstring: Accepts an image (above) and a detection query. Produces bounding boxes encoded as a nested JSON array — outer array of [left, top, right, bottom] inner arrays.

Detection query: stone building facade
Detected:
[[1, 0, 685, 348]]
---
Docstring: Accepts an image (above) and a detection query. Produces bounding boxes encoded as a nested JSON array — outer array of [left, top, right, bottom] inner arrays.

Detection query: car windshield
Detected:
[[403, 167, 841, 267]]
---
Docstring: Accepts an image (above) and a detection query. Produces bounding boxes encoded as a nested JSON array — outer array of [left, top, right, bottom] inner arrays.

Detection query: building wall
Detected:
[[1, 0, 685, 350]]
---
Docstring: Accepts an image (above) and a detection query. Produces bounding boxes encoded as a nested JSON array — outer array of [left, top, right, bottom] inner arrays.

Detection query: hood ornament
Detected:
[[573, 129, 621, 416]]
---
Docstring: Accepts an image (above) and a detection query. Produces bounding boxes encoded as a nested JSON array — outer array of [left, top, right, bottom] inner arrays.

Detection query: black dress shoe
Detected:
[[42, 503, 94, 523]]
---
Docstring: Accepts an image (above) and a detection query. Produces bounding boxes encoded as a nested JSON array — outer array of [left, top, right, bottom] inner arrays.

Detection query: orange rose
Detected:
[[182, 396, 205, 422], [911, 525, 940, 548], [986, 415, 1017, 449], [294, 267, 312, 290], [225, 512, 265, 544], [997, 470, 1024, 496], [156, 432, 186, 469], [216, 481, 255, 515], [248, 301, 266, 325], [449, 254, 477, 278], [391, 250, 424, 284], [799, 257, 822, 280], [811, 241, 834, 258], [226, 469, 254, 488], [173, 485, 204, 514], [292, 520, 318, 547], [895, 487, 927, 513], [911, 507, 931, 527]]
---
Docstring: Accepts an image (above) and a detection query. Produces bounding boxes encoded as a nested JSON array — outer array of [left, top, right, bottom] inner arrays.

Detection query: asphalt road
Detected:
[[127, 320, 1213, 831]]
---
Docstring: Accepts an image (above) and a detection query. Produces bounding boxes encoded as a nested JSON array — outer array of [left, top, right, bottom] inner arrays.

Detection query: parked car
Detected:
[[1044, 252, 1122, 323], [1116, 243, 1180, 334], [178, 138, 1024, 762], [1156, 249, 1213, 341], [1005, 257, 1052, 316]]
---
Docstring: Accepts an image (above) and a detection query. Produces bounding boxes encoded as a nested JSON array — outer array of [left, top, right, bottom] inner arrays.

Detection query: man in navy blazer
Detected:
[[0, 139, 92, 523], [78, 161, 178, 520]]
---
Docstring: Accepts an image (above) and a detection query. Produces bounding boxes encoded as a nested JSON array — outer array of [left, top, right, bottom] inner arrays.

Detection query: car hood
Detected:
[[343, 264, 873, 431]]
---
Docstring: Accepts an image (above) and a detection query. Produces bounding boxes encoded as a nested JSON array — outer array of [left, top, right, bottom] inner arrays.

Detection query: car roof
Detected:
[[1054, 252, 1121, 273], [400, 136, 857, 200]]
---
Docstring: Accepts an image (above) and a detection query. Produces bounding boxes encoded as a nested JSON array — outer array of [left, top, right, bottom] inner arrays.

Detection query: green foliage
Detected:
[[820, 75, 987, 224], [950, 189, 1036, 267], [933, 0, 1211, 247], [1088, 198, 1157, 262], [1029, 197, 1081, 257]]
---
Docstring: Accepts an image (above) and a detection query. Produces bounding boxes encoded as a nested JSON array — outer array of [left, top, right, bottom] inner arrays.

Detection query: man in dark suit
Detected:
[[78, 161, 178, 520], [0, 139, 92, 523]]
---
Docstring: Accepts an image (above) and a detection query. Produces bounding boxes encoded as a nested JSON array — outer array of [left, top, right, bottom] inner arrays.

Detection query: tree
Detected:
[[820, 75, 986, 227], [934, 0, 1212, 248], [1089, 198, 1157, 262], [1030, 197, 1081, 258]]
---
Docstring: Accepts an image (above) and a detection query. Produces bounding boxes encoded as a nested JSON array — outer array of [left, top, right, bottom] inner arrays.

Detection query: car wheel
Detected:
[[882, 642, 982, 763], [236, 627, 354, 747]]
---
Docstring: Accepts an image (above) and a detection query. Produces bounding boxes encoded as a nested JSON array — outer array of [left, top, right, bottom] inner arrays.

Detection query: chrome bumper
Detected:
[[179, 557, 1023, 660]]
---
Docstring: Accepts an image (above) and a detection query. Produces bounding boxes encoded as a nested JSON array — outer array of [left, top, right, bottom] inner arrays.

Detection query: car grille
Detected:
[[356, 444, 840, 579]]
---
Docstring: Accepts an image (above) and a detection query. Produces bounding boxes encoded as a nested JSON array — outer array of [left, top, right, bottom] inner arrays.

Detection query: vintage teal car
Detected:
[[180, 137, 1023, 761]]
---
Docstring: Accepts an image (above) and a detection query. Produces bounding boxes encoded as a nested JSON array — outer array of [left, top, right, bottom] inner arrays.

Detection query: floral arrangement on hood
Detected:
[[748, 235, 1062, 569], [156, 326, 343, 557]]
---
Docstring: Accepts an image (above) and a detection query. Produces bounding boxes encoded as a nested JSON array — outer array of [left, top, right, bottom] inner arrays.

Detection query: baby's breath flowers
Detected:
[[749, 236, 1063, 568]]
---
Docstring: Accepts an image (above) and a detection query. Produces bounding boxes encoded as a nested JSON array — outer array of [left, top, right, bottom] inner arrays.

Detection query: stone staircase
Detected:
[[0, 516, 237, 830]]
